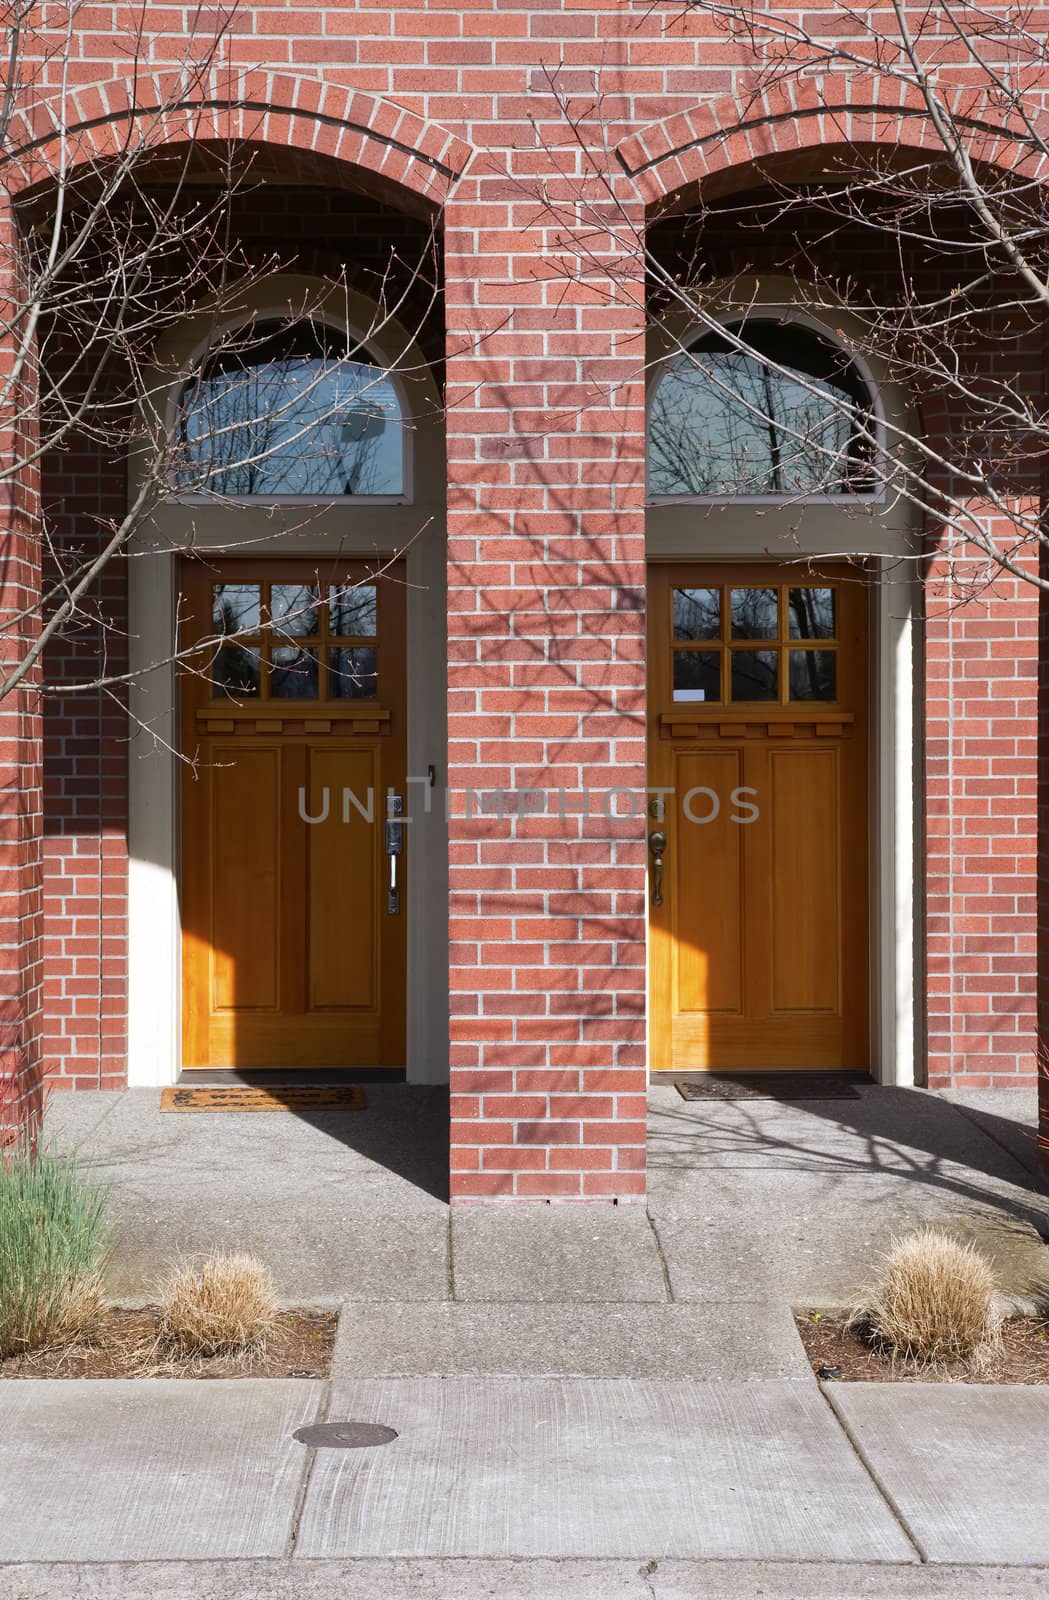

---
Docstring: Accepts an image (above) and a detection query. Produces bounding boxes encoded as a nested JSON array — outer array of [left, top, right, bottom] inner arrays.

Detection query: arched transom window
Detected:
[[177, 318, 405, 499], [648, 319, 876, 499]]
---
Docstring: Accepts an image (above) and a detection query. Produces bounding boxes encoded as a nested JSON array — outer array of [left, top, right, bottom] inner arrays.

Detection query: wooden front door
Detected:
[[647, 563, 869, 1072], [180, 559, 407, 1069]]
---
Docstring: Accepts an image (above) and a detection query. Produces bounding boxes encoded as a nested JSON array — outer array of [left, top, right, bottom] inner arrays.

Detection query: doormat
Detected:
[[673, 1074, 864, 1102], [161, 1085, 367, 1112]]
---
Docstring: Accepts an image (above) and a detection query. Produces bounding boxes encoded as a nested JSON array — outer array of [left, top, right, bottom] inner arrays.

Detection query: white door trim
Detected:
[[126, 277, 448, 1086], [127, 528, 449, 1086]]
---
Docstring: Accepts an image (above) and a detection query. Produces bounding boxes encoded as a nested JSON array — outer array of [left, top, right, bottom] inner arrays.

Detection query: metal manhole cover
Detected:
[[294, 1421, 398, 1449]]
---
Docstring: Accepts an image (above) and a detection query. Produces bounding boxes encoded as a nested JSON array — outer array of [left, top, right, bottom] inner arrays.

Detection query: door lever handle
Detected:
[[648, 829, 667, 908], [386, 793, 404, 915]]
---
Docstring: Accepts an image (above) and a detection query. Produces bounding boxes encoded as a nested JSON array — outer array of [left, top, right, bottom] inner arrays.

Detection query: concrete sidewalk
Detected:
[[647, 1081, 1049, 1307], [2, 1375, 1049, 1592], [8, 1081, 1045, 1595], [4, 1561, 1049, 1599], [42, 1081, 1049, 1320]]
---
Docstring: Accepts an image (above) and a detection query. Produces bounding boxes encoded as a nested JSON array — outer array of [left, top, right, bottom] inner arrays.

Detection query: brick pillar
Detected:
[[444, 172, 649, 1202], [925, 527, 1039, 1091], [1039, 534, 1049, 1174], [0, 189, 44, 1140]]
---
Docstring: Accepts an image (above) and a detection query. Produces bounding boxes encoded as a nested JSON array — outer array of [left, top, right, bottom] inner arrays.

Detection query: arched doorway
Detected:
[[645, 285, 919, 1082], [129, 264, 448, 1086], [9, 80, 466, 1096]]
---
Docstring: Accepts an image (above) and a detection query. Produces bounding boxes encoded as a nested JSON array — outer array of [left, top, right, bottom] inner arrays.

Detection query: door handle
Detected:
[[386, 793, 403, 915], [648, 829, 667, 908]]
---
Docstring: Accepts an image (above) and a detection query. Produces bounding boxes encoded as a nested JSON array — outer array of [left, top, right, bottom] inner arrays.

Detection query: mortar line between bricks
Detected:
[[645, 1211, 675, 1302], [819, 1384, 928, 1563], [286, 1380, 331, 1559]]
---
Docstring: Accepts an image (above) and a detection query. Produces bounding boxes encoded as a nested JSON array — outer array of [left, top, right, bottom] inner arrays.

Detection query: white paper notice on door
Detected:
[[672, 689, 706, 702]]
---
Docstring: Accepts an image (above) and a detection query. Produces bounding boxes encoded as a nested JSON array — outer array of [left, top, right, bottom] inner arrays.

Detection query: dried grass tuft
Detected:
[[850, 1228, 1001, 1366], [159, 1252, 278, 1357]]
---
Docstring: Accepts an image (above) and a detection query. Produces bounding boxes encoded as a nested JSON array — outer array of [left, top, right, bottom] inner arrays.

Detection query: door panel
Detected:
[[674, 748, 743, 1016], [306, 745, 379, 1011], [769, 747, 839, 1014], [648, 561, 869, 1072], [210, 744, 281, 1011], [180, 559, 407, 1069]]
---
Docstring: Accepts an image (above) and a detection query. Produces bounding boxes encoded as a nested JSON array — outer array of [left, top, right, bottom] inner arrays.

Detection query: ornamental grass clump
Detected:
[[0, 1143, 111, 1358], [159, 1252, 278, 1357], [851, 1228, 1001, 1365]]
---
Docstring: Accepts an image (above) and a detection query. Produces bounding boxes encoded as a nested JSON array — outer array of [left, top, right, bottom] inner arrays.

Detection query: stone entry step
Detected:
[[331, 1301, 811, 1380]]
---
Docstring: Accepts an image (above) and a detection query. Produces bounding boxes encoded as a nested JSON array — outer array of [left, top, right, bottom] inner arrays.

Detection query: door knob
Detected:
[[648, 829, 667, 908]]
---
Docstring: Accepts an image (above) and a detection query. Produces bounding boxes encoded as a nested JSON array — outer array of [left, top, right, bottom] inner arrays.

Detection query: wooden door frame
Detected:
[[126, 533, 450, 1086], [643, 555, 920, 1087], [124, 275, 451, 1087], [178, 555, 409, 1070]]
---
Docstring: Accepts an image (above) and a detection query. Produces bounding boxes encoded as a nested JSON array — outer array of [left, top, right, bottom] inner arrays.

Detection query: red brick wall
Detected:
[[3, 4, 1042, 1182], [443, 186, 649, 1199], [0, 192, 44, 1138], [1038, 544, 1049, 1165], [925, 541, 1040, 1090], [38, 437, 130, 1093]]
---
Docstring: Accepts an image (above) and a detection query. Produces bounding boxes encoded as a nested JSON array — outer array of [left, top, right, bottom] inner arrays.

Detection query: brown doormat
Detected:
[[673, 1073, 864, 1101], [161, 1085, 366, 1112]]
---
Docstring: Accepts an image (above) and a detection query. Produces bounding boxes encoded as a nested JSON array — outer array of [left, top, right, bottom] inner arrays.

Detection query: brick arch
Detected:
[[617, 73, 1049, 206], [4, 70, 474, 211], [622, 73, 1049, 458]]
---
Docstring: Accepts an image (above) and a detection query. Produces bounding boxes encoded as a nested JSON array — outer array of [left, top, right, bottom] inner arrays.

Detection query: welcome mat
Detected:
[[673, 1073, 864, 1102], [161, 1085, 367, 1113]]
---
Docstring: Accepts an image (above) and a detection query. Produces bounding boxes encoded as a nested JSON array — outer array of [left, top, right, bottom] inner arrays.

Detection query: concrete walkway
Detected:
[[2, 1563, 1048, 1599], [2, 1375, 1049, 1592], [5, 1081, 1045, 1595], [44, 1080, 1049, 1322], [647, 1081, 1049, 1308]]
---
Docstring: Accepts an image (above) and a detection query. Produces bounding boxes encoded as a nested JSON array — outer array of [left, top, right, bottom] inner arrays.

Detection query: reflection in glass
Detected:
[[647, 320, 875, 497], [731, 649, 778, 701], [673, 588, 720, 641], [789, 587, 836, 639], [330, 646, 378, 699], [270, 647, 319, 698], [329, 584, 378, 638], [271, 583, 321, 638], [179, 321, 404, 498], [212, 643, 260, 698], [731, 588, 778, 639], [789, 649, 836, 701], [672, 650, 721, 703], [212, 584, 260, 635]]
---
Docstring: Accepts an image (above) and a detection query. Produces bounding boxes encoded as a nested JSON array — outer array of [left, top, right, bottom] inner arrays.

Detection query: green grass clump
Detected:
[[0, 1143, 111, 1358]]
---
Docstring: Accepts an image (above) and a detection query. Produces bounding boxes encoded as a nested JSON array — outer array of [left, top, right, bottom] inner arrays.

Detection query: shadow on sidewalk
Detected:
[[648, 1085, 1049, 1235]]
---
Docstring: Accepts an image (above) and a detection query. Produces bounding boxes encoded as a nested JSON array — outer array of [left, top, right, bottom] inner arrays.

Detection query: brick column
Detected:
[[444, 171, 649, 1202], [0, 189, 44, 1139], [924, 528, 1039, 1090], [1039, 532, 1049, 1174]]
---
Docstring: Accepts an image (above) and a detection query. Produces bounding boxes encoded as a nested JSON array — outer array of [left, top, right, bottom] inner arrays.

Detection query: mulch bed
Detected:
[[0, 1308, 337, 1379], [796, 1311, 1049, 1383]]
